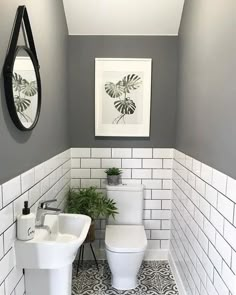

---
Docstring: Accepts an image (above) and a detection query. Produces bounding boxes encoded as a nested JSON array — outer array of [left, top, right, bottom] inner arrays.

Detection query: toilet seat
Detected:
[[105, 225, 147, 253]]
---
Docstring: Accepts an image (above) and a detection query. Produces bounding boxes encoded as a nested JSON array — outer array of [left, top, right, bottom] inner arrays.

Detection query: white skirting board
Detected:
[[168, 251, 187, 295]]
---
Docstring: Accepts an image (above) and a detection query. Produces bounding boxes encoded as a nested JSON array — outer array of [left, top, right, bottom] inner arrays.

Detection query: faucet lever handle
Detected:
[[39, 199, 57, 209]]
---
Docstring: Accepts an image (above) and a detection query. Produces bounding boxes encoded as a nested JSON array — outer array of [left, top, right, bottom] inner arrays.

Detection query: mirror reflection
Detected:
[[12, 48, 38, 129]]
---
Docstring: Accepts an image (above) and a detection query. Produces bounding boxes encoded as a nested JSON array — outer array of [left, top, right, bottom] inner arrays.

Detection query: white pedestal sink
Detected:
[[15, 213, 91, 295]]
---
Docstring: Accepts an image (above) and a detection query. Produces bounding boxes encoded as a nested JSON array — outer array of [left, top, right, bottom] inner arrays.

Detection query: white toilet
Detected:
[[105, 184, 147, 290]]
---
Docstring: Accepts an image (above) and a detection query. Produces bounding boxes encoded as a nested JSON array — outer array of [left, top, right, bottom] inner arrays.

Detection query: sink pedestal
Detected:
[[25, 264, 72, 295]]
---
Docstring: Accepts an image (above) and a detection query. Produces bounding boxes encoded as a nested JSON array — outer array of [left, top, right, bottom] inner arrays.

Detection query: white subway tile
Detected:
[[71, 158, 81, 168], [221, 262, 236, 294], [205, 184, 218, 207], [202, 252, 214, 281], [226, 177, 236, 203], [210, 207, 224, 234], [151, 230, 170, 239], [0, 204, 14, 235], [206, 277, 218, 295], [212, 169, 227, 194], [199, 197, 210, 219], [153, 169, 172, 179], [40, 176, 50, 195], [214, 269, 229, 295], [21, 169, 35, 193], [201, 163, 213, 184], [2, 176, 21, 207], [198, 229, 209, 253], [143, 210, 151, 219], [14, 276, 25, 295], [71, 148, 90, 158], [224, 220, 236, 251], [162, 220, 171, 229], [232, 250, 236, 274], [144, 220, 161, 229], [147, 240, 160, 249], [34, 163, 45, 183], [161, 240, 169, 250], [0, 236, 3, 260], [81, 159, 101, 168], [185, 155, 193, 170], [143, 159, 162, 168], [120, 169, 131, 179], [71, 169, 90, 179], [217, 192, 234, 223], [208, 243, 222, 273], [152, 190, 171, 199], [70, 179, 81, 189], [91, 169, 106, 179], [144, 200, 161, 210], [112, 148, 131, 158], [132, 169, 151, 179], [152, 210, 171, 219], [91, 148, 111, 158], [0, 283, 4, 295], [132, 148, 152, 158], [204, 218, 216, 245], [192, 159, 201, 176], [102, 159, 121, 168], [144, 190, 151, 200], [163, 159, 173, 169], [0, 187, 2, 209], [142, 180, 162, 189], [195, 177, 206, 197], [153, 148, 173, 159], [162, 200, 171, 210], [0, 248, 15, 284], [188, 171, 196, 188], [3, 223, 16, 254], [81, 179, 100, 188], [122, 159, 141, 168], [5, 267, 23, 295], [28, 183, 41, 207], [215, 233, 231, 265], [163, 180, 172, 189]]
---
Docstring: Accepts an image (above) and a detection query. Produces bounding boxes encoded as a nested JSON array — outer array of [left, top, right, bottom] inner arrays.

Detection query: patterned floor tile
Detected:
[[72, 261, 179, 295]]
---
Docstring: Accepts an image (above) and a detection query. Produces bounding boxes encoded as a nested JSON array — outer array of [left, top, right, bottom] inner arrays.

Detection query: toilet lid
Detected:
[[105, 225, 147, 253]]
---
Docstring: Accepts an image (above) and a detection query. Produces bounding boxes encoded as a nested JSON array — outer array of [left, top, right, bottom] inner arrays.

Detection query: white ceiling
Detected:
[[63, 0, 185, 36]]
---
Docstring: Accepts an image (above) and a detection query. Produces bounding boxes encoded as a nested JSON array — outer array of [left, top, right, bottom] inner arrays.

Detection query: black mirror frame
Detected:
[[3, 6, 41, 131]]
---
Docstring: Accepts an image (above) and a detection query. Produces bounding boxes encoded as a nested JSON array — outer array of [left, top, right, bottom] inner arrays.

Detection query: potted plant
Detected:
[[105, 167, 122, 185], [66, 186, 118, 242]]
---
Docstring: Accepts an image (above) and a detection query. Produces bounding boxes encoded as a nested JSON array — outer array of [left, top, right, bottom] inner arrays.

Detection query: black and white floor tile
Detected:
[[72, 261, 179, 295]]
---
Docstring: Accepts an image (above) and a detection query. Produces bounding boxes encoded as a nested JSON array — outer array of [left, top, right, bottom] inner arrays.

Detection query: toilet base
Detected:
[[106, 249, 145, 291], [112, 276, 138, 290]]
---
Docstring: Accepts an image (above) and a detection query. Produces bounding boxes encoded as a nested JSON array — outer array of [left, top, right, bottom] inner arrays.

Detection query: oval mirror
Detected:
[[11, 47, 41, 130], [3, 6, 41, 131]]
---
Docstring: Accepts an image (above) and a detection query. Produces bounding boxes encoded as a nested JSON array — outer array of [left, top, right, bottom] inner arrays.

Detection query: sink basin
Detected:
[[15, 213, 91, 295], [15, 213, 91, 269]]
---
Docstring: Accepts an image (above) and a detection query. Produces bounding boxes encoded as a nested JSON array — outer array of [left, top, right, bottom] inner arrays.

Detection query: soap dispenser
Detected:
[[17, 201, 35, 241]]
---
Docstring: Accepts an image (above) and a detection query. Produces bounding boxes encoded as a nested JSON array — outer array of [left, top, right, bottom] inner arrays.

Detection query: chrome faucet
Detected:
[[36, 199, 61, 230]]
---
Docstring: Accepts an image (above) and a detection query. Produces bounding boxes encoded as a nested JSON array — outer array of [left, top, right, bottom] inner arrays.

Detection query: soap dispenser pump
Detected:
[[17, 201, 35, 241]]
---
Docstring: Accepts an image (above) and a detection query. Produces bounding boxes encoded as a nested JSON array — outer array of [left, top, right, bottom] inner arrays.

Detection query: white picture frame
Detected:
[[95, 58, 152, 137]]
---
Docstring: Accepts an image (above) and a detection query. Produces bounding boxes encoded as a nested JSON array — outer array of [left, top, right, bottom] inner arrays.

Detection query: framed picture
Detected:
[[95, 58, 152, 137]]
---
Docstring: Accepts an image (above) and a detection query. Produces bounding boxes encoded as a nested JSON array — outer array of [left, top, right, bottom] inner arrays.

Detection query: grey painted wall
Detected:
[[0, 0, 69, 184], [68, 36, 178, 148], [175, 1, 236, 179]]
